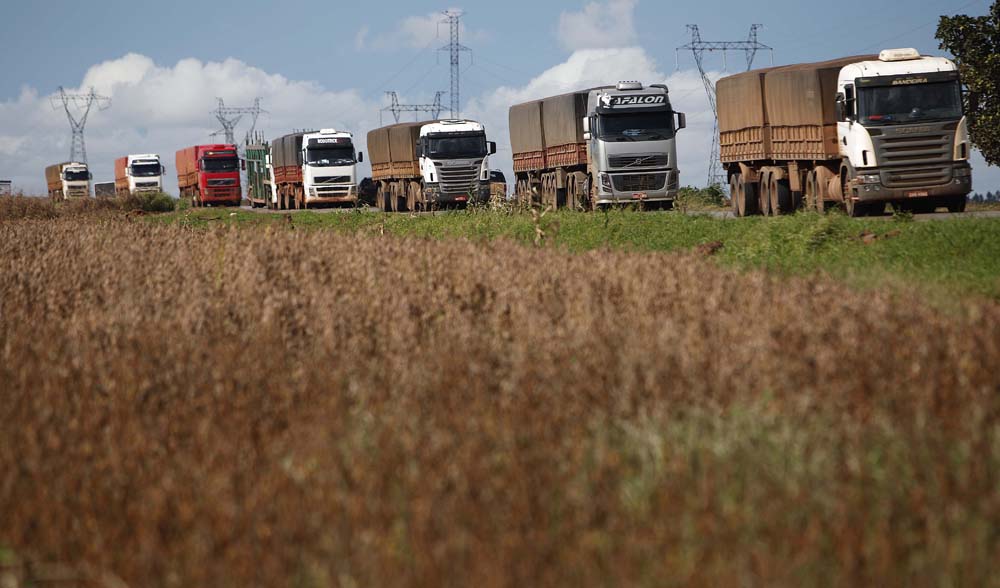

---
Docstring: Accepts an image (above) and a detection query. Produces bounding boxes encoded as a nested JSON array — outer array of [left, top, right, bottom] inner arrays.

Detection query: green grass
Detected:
[[151, 207, 1000, 303]]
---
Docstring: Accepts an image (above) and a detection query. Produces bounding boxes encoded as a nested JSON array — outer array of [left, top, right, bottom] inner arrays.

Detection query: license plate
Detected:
[[906, 190, 929, 198], [631, 192, 648, 200], [456, 196, 468, 202]]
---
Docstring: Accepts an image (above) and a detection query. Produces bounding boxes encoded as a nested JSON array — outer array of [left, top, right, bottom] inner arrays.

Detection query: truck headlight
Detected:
[[600, 173, 612, 192], [858, 174, 881, 185]]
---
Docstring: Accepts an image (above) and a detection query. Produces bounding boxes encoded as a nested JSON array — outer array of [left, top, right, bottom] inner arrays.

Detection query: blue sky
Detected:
[[1, 0, 996, 193]]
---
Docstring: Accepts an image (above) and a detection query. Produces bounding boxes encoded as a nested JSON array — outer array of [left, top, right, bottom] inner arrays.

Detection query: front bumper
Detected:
[[595, 169, 679, 204], [201, 186, 241, 203], [425, 182, 490, 204], [852, 163, 972, 202], [307, 185, 358, 204]]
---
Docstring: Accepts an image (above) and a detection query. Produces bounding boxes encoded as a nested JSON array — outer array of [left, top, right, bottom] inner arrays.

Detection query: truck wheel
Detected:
[[770, 176, 793, 215], [844, 196, 867, 217], [729, 175, 742, 216], [758, 172, 772, 217], [946, 196, 967, 213]]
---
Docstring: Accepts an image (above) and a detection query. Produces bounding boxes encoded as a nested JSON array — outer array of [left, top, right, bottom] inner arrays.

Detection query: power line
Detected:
[[49, 87, 111, 164], [676, 25, 773, 188]]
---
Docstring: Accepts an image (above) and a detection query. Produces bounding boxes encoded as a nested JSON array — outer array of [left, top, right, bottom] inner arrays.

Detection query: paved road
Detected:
[[236, 204, 1000, 221]]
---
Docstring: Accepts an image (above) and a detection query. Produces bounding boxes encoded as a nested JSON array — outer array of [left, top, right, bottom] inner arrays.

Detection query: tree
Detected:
[[937, 2, 1000, 165]]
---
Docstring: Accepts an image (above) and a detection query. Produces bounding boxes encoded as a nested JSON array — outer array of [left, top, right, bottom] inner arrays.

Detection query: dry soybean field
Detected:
[[1, 198, 999, 587]]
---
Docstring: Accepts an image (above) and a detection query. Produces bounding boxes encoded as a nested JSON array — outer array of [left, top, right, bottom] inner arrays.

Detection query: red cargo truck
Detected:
[[175, 144, 241, 207]]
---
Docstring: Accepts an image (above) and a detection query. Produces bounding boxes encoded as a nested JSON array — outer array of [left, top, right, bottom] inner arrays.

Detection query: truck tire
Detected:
[[769, 176, 793, 215], [758, 172, 772, 217], [946, 196, 967, 213]]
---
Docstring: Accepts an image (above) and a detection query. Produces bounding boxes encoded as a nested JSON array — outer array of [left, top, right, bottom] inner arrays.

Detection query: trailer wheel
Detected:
[[758, 172, 772, 217], [729, 175, 741, 216], [769, 176, 793, 215]]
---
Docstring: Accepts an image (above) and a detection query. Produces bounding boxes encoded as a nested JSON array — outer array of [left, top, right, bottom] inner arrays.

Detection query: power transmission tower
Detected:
[[211, 98, 266, 145], [50, 87, 111, 164], [380, 91, 445, 125], [677, 25, 773, 188], [439, 10, 471, 118]]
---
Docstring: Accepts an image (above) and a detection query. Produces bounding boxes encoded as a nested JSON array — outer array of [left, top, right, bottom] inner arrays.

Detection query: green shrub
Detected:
[[123, 192, 176, 213]]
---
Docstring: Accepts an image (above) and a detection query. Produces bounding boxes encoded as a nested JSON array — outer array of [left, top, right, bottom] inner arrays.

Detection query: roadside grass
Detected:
[[153, 207, 1000, 304]]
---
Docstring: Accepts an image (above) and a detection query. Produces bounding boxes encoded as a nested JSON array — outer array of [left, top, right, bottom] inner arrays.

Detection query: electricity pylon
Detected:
[[50, 87, 111, 164], [677, 25, 773, 188]]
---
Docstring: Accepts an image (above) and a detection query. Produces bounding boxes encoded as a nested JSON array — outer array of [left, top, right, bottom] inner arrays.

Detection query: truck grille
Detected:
[[136, 182, 160, 190], [612, 173, 667, 192], [315, 176, 351, 185], [437, 165, 479, 195], [208, 178, 236, 187], [872, 124, 955, 188], [609, 154, 669, 169]]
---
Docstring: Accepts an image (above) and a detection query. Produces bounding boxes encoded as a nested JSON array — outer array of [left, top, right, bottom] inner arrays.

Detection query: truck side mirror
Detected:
[[582, 117, 591, 133], [835, 95, 846, 122], [161, 165, 166, 174], [488, 142, 497, 155], [676, 112, 687, 130], [416, 145, 423, 158], [241, 159, 246, 171], [88, 172, 93, 180], [358, 152, 364, 163]]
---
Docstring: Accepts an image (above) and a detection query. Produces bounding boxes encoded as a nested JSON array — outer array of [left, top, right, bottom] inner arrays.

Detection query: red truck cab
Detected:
[[175, 144, 241, 207]]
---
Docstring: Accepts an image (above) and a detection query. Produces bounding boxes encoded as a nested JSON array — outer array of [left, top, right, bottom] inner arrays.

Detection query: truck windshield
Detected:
[[306, 146, 355, 167], [64, 170, 89, 181], [131, 163, 161, 177], [859, 81, 962, 125], [202, 158, 239, 172], [426, 134, 487, 159], [597, 111, 675, 141]]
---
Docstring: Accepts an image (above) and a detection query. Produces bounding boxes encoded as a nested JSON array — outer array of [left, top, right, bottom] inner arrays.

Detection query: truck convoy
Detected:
[[45, 162, 91, 200], [510, 82, 685, 210], [272, 129, 361, 209], [718, 48, 972, 217], [175, 144, 242, 207], [114, 154, 165, 197], [368, 119, 496, 212]]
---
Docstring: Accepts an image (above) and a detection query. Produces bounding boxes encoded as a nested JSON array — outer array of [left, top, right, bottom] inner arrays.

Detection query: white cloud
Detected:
[[0, 53, 383, 195], [557, 0, 638, 52]]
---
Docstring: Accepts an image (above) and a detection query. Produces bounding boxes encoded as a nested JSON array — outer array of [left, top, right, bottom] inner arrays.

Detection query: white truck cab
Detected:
[[835, 48, 971, 205], [418, 119, 495, 203], [301, 129, 361, 205], [62, 163, 91, 198], [126, 154, 165, 194]]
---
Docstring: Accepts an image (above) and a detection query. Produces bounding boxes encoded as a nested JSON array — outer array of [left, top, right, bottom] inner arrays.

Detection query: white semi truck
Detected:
[[510, 82, 686, 209], [719, 49, 972, 216], [115, 154, 165, 197], [45, 162, 91, 200], [268, 129, 361, 209], [368, 119, 496, 211]]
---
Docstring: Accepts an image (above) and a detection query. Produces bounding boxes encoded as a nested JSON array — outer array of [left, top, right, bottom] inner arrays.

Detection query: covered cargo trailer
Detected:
[[719, 50, 972, 218], [244, 137, 274, 209], [509, 101, 546, 172], [542, 92, 589, 168], [114, 157, 129, 196], [45, 163, 69, 194]]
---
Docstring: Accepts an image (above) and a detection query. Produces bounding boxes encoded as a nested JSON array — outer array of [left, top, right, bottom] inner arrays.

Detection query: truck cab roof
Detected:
[[840, 53, 957, 84]]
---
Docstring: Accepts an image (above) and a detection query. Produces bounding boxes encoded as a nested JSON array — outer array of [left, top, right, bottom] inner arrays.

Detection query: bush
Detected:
[[122, 192, 176, 213], [674, 184, 726, 210]]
